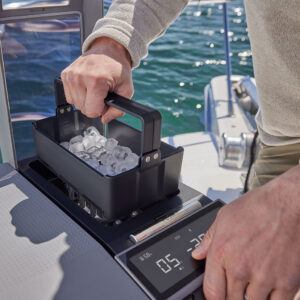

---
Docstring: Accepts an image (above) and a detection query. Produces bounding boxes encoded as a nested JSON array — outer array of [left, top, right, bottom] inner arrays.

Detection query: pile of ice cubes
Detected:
[[60, 126, 139, 176]]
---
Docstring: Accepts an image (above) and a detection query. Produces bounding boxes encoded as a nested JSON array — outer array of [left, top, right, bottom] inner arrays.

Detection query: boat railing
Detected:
[[222, 2, 233, 115], [189, 0, 233, 115]]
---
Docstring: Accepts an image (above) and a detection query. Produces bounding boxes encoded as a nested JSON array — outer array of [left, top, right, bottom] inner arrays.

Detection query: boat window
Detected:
[[2, 0, 69, 10], [1, 16, 80, 160]]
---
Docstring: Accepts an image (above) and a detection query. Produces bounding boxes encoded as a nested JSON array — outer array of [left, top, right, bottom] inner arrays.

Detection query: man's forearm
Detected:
[[82, 0, 189, 68]]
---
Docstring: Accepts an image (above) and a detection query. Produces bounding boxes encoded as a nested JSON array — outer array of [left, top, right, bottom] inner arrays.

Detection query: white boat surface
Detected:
[[163, 75, 257, 203]]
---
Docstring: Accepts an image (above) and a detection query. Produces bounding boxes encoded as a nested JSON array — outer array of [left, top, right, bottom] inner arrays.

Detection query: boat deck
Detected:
[[163, 131, 244, 203]]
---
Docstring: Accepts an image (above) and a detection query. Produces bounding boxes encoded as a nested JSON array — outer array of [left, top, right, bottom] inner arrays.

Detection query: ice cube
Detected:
[[67, 131, 137, 174], [90, 147, 106, 160], [84, 135, 107, 150], [96, 135, 107, 148], [125, 153, 139, 167], [85, 159, 99, 168], [113, 146, 132, 160], [69, 142, 85, 153], [70, 135, 83, 144], [75, 151, 90, 160], [96, 165, 115, 176], [84, 126, 101, 137], [99, 153, 117, 166], [60, 142, 70, 150], [107, 168, 116, 176], [114, 161, 131, 175], [104, 138, 118, 152], [82, 135, 98, 150], [86, 146, 99, 154]]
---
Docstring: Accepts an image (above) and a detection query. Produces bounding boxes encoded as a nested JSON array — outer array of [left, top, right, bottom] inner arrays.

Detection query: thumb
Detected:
[[192, 221, 216, 260]]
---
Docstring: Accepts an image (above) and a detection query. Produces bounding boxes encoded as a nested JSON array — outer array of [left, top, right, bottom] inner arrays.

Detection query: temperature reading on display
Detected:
[[126, 203, 222, 297], [156, 254, 181, 274], [186, 233, 205, 253]]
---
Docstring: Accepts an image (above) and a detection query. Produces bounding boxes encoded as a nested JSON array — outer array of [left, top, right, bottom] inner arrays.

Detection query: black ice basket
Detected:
[[33, 79, 184, 221]]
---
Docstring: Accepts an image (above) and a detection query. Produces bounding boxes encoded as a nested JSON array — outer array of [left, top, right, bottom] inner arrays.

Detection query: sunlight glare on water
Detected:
[[131, 0, 253, 137]]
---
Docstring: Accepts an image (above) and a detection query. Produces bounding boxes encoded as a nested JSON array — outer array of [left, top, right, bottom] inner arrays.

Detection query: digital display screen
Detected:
[[125, 202, 222, 299]]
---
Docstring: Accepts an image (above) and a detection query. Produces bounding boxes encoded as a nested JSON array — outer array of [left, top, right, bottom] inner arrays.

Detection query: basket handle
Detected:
[[54, 78, 162, 156], [105, 93, 161, 156], [55, 77, 71, 110]]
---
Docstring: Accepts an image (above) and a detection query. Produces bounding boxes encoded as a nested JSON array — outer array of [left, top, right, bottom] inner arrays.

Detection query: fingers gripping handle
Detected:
[[55, 77, 162, 156], [105, 93, 162, 156]]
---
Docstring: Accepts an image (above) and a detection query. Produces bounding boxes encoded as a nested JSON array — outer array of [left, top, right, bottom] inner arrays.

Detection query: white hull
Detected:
[[164, 75, 258, 203], [163, 131, 243, 203]]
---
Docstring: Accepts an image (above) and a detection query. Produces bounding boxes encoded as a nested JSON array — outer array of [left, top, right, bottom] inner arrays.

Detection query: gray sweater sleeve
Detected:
[[82, 0, 189, 68]]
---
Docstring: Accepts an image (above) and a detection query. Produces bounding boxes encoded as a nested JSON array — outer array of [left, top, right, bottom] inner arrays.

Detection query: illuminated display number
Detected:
[[156, 254, 181, 274], [156, 259, 172, 274], [187, 234, 205, 253]]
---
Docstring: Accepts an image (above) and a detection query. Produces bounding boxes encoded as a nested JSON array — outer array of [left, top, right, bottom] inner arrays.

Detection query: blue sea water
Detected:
[[1, 0, 253, 161]]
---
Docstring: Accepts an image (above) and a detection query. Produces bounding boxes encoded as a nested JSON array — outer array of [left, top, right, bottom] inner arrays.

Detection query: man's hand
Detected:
[[192, 165, 300, 300], [61, 37, 133, 123]]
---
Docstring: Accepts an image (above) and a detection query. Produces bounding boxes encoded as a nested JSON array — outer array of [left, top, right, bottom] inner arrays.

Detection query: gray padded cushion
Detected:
[[0, 163, 147, 300]]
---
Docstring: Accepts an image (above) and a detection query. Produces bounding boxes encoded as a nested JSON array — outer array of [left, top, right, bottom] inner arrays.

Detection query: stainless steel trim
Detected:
[[0, 42, 17, 168], [3, 0, 69, 10], [11, 112, 52, 122], [130, 197, 202, 244], [218, 132, 254, 169]]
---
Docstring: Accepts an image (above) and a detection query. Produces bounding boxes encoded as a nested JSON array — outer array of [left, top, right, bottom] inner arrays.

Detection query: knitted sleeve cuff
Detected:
[[82, 18, 148, 68]]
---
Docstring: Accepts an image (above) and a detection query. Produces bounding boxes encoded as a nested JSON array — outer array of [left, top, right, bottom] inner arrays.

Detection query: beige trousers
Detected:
[[249, 141, 300, 300], [250, 142, 300, 190]]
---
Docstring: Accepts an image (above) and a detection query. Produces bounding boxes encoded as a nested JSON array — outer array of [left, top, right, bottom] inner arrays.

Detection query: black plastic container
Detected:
[[33, 79, 184, 221]]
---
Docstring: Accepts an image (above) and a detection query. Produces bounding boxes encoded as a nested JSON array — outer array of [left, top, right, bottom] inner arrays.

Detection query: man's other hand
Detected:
[[61, 37, 133, 123], [192, 165, 300, 300]]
